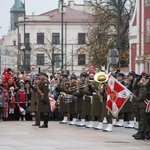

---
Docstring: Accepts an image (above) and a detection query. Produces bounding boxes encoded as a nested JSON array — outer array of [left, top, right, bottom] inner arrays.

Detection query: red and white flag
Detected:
[[144, 99, 150, 113], [106, 75, 131, 118]]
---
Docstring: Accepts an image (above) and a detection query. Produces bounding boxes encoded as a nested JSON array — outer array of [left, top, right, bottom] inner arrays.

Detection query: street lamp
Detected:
[[117, 0, 121, 69], [23, 0, 26, 71], [60, 0, 65, 71]]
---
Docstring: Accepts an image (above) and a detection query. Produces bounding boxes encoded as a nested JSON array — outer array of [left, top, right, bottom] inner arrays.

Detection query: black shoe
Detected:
[[39, 124, 48, 128], [145, 135, 150, 139], [132, 132, 139, 137], [134, 135, 145, 140], [32, 124, 40, 126]]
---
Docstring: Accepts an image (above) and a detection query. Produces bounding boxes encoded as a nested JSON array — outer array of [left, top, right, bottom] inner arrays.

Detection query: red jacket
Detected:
[[16, 90, 27, 103]]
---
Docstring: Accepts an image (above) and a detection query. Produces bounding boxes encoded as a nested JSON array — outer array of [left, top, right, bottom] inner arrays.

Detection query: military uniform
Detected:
[[55, 73, 69, 123], [31, 76, 40, 126], [37, 72, 50, 128], [135, 76, 150, 140]]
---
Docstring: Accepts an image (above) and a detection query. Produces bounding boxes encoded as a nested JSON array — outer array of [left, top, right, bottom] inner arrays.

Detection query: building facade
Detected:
[[1, 0, 92, 75], [129, 0, 150, 74]]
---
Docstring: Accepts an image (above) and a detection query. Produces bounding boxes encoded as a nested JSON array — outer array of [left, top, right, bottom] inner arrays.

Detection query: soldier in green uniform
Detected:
[[31, 76, 41, 126], [114, 72, 126, 127], [63, 75, 77, 125], [82, 74, 96, 128], [93, 71, 113, 131], [55, 73, 70, 124], [37, 72, 50, 128], [124, 71, 135, 128], [134, 74, 150, 140], [74, 73, 87, 127]]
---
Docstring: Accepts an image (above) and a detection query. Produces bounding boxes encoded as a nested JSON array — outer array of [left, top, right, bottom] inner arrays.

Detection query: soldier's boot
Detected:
[[39, 114, 48, 128], [125, 121, 135, 128], [76, 119, 86, 127], [103, 124, 113, 132], [114, 119, 124, 127], [103, 117, 107, 124], [59, 116, 68, 124], [132, 131, 140, 137], [94, 122, 103, 130], [145, 132, 150, 139], [85, 121, 94, 128], [69, 118, 77, 125], [134, 135, 145, 140]]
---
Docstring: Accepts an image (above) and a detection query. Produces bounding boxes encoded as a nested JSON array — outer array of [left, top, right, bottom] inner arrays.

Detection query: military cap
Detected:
[[62, 73, 68, 78], [71, 75, 77, 80], [80, 73, 87, 78], [128, 71, 135, 77], [117, 72, 125, 77], [34, 76, 40, 80], [39, 72, 47, 77]]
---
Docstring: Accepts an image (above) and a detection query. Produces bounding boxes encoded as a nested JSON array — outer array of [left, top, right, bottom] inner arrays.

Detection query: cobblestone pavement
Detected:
[[0, 121, 150, 150]]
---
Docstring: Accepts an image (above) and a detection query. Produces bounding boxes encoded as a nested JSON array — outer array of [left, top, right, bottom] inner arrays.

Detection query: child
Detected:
[[8, 86, 16, 120], [0, 86, 5, 121], [3, 89, 9, 121], [16, 84, 27, 121]]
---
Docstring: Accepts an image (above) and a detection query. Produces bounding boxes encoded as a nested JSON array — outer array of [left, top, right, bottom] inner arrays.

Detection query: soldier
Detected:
[[63, 75, 77, 125], [74, 73, 87, 127], [37, 72, 50, 128], [56, 73, 70, 124], [114, 72, 126, 127], [94, 71, 113, 132], [82, 74, 96, 128], [131, 73, 142, 137], [31, 76, 40, 126], [124, 71, 135, 128], [134, 74, 149, 140]]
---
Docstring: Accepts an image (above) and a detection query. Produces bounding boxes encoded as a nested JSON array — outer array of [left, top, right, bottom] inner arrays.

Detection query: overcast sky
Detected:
[[0, 0, 83, 38]]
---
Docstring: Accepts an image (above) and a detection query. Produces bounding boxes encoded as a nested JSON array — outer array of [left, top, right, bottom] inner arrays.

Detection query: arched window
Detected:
[[146, 18, 150, 43]]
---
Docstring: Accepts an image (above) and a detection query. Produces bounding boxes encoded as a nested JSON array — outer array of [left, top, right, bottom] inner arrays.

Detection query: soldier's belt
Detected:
[[83, 95, 93, 104], [63, 94, 76, 103]]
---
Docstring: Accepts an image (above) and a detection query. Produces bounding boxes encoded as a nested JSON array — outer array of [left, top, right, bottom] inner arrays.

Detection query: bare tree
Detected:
[[85, 0, 134, 69]]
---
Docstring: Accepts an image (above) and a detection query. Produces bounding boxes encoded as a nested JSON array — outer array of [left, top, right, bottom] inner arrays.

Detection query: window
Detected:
[[52, 54, 61, 68], [146, 18, 150, 43], [78, 54, 85, 65], [78, 33, 86, 44], [37, 33, 44, 44], [13, 40, 16, 46], [52, 33, 60, 44], [25, 54, 30, 65], [25, 33, 30, 44], [37, 54, 44, 65], [145, 0, 150, 5]]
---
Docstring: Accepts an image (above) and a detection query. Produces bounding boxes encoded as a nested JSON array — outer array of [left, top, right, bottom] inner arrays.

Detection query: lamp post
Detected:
[[23, 0, 26, 71], [117, 0, 121, 69], [60, 0, 64, 71]]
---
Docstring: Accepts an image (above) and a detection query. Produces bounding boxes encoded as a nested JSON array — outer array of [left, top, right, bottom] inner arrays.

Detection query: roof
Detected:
[[10, 0, 24, 12], [40, 7, 91, 23]]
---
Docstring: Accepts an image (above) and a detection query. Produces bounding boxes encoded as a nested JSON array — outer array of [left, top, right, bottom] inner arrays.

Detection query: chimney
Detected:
[[68, 0, 75, 7]]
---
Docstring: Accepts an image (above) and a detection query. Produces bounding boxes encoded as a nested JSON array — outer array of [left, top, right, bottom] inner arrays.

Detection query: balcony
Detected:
[[18, 43, 31, 50]]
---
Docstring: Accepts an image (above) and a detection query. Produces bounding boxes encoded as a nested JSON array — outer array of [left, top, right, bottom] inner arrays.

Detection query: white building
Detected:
[[1, 0, 92, 75]]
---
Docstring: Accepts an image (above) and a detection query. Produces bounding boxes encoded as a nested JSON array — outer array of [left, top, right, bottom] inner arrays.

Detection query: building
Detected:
[[129, 0, 150, 74], [1, 0, 92, 75]]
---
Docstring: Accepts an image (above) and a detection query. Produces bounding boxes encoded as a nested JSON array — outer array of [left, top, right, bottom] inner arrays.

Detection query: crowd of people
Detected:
[[0, 66, 150, 140]]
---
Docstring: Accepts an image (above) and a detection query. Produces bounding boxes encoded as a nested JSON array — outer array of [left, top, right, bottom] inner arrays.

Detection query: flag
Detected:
[[18, 105, 26, 115], [106, 75, 131, 118], [144, 99, 150, 113], [49, 94, 56, 112]]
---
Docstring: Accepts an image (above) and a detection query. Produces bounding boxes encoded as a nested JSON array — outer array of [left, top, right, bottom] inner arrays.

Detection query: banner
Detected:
[[106, 75, 131, 118]]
